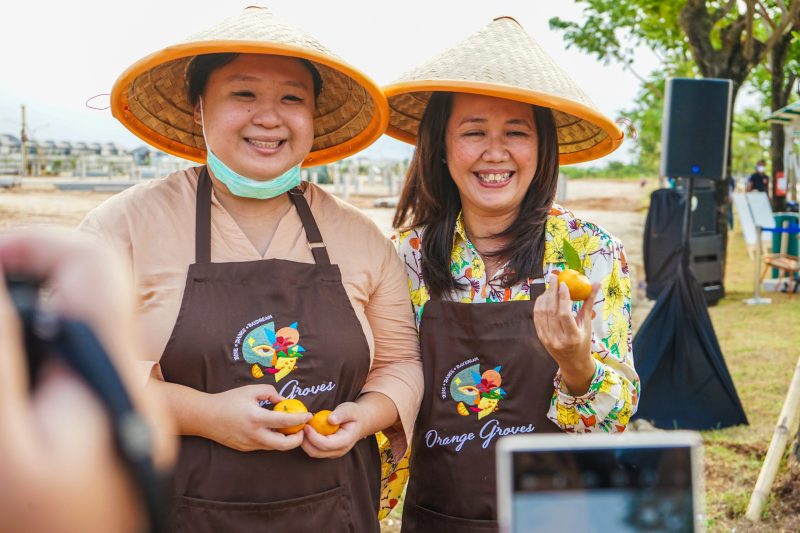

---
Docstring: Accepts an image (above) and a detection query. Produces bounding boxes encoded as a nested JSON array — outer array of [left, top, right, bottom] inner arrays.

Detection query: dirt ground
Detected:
[[0, 188, 113, 230]]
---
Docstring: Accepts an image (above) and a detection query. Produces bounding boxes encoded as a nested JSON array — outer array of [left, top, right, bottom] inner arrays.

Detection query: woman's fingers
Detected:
[[533, 276, 557, 335], [257, 428, 305, 451], [301, 402, 361, 458], [0, 230, 178, 471], [251, 384, 285, 406], [577, 282, 601, 330], [535, 272, 596, 366], [247, 386, 313, 431], [0, 266, 29, 417], [328, 401, 359, 426], [301, 423, 358, 458], [260, 409, 313, 431], [556, 282, 580, 337]]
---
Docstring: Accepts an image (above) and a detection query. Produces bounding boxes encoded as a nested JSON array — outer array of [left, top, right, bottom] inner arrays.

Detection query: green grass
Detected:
[[700, 228, 800, 532]]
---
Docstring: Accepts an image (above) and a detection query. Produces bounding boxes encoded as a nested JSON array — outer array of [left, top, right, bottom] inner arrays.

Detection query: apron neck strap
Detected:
[[194, 167, 331, 266], [196, 166, 212, 264], [288, 187, 331, 265]]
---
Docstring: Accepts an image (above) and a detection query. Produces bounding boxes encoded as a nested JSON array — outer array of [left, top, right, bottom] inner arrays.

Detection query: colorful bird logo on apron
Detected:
[[237, 319, 305, 382], [449, 363, 507, 420]]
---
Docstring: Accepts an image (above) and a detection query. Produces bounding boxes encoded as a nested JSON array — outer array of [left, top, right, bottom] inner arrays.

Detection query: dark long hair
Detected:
[[393, 91, 560, 298]]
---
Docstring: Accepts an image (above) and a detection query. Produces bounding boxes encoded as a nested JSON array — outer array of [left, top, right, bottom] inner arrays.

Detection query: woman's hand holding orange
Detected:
[[301, 401, 365, 459], [302, 391, 398, 459], [204, 385, 311, 452], [533, 273, 600, 395]]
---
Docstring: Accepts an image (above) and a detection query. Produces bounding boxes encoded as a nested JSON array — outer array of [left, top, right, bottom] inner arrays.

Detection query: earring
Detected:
[[441, 157, 447, 164]]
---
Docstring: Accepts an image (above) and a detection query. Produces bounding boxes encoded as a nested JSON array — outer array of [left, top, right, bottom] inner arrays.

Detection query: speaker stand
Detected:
[[681, 177, 695, 254]]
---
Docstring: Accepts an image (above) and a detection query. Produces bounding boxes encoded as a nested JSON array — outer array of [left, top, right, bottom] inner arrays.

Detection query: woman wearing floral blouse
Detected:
[[383, 16, 640, 531]]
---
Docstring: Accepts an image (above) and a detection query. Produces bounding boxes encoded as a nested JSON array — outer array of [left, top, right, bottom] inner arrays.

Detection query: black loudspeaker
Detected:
[[661, 78, 733, 180], [675, 178, 718, 236], [644, 189, 725, 305], [690, 189, 717, 236], [690, 234, 724, 305]]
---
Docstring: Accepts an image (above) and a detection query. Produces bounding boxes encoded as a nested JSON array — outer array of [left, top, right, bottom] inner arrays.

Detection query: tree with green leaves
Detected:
[[551, 0, 800, 269]]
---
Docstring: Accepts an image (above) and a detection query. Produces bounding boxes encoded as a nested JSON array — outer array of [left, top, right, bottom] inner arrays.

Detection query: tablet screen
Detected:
[[510, 446, 694, 532]]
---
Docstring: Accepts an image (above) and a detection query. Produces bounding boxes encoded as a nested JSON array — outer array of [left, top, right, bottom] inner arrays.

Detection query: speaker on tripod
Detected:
[[644, 78, 732, 304], [633, 78, 747, 430]]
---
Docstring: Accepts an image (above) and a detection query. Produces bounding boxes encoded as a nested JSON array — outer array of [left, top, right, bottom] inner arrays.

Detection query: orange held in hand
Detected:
[[309, 409, 341, 436], [557, 269, 592, 301], [273, 398, 309, 435]]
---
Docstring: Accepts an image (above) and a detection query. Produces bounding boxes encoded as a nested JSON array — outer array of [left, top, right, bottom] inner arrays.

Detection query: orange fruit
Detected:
[[273, 398, 309, 435], [557, 269, 592, 301], [308, 410, 340, 436]]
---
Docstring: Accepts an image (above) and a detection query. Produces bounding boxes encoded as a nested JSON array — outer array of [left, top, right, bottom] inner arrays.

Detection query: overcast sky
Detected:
[[1, 0, 663, 165]]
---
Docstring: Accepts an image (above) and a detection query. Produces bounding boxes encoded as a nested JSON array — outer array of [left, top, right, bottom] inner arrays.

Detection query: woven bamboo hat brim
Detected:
[[110, 6, 387, 166], [384, 16, 623, 165]]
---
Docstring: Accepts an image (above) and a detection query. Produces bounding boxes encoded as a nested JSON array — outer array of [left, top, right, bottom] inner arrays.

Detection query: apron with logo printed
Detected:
[[401, 280, 561, 532], [159, 167, 380, 532]]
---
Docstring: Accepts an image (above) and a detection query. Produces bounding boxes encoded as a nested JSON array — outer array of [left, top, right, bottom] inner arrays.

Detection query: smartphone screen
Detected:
[[510, 446, 695, 532]]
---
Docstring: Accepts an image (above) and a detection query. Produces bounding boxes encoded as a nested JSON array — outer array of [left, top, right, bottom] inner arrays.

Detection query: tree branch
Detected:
[[744, 0, 756, 59], [756, 0, 777, 30], [711, 0, 738, 24], [785, 73, 798, 103], [763, 0, 800, 52], [680, 0, 720, 76]]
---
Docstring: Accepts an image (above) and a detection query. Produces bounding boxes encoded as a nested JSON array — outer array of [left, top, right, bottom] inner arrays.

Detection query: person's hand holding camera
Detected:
[[0, 230, 175, 533]]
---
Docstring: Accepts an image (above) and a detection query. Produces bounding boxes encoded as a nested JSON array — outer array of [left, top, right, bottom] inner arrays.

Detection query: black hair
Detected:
[[393, 91, 560, 298], [186, 53, 323, 105]]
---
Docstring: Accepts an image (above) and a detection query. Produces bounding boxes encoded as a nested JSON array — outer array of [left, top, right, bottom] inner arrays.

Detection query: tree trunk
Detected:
[[770, 123, 787, 212], [678, 2, 763, 281], [714, 83, 741, 281], [769, 32, 795, 212]]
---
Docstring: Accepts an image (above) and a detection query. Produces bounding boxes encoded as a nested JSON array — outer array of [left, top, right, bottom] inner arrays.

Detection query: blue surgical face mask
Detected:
[[199, 98, 302, 199]]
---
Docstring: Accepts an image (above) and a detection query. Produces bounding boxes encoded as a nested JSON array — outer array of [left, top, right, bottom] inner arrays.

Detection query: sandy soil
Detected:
[[0, 188, 114, 229]]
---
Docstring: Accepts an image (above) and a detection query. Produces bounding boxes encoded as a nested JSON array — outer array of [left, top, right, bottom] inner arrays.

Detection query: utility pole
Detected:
[[20, 105, 28, 177]]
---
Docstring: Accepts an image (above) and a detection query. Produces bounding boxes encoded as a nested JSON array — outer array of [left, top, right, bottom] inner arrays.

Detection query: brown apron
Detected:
[[401, 281, 560, 533], [159, 167, 380, 533]]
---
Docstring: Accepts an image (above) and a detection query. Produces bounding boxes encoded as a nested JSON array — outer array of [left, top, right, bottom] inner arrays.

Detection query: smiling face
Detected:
[[445, 93, 538, 219], [193, 54, 315, 181]]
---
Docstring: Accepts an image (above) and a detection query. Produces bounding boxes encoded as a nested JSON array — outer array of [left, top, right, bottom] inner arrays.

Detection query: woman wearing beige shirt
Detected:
[[80, 7, 421, 532]]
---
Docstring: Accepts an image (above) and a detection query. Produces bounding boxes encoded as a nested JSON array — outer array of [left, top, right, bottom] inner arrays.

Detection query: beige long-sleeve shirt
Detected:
[[79, 167, 422, 454]]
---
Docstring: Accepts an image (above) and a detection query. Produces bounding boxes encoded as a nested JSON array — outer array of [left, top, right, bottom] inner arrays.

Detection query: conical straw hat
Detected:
[[111, 6, 388, 166], [383, 16, 623, 165]]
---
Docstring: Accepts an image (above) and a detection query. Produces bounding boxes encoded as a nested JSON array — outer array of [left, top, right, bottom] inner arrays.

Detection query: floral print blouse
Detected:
[[394, 204, 640, 433]]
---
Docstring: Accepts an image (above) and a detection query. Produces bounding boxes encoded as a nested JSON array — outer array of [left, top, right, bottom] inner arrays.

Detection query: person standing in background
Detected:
[[746, 159, 769, 193]]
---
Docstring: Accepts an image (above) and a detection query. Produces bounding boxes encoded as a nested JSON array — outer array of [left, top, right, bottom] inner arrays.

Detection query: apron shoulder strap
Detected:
[[195, 170, 330, 266], [288, 187, 331, 266], [196, 166, 212, 264]]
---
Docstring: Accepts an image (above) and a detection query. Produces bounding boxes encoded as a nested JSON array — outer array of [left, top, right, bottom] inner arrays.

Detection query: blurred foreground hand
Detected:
[[0, 230, 175, 533]]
